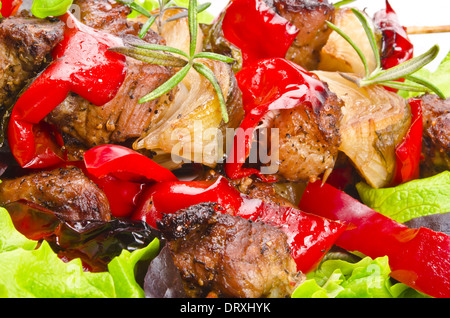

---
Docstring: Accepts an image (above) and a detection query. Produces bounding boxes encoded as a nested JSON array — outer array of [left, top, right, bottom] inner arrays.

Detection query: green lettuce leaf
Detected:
[[31, 0, 74, 19], [0, 241, 116, 298], [108, 239, 160, 298], [0, 207, 37, 253], [398, 49, 450, 99], [292, 256, 427, 298], [0, 207, 159, 298], [356, 171, 450, 223]]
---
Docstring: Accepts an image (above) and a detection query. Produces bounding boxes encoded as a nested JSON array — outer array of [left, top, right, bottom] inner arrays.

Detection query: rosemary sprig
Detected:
[[326, 8, 445, 99], [110, 0, 234, 123]]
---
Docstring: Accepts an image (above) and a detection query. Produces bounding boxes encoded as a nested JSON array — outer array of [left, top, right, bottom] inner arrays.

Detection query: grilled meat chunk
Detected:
[[45, 0, 174, 147], [233, 178, 297, 208], [271, 0, 335, 70], [157, 202, 304, 298], [418, 94, 450, 177], [73, 0, 163, 43], [0, 166, 111, 222], [271, 86, 343, 182], [0, 16, 64, 111], [47, 56, 174, 147], [204, 170, 299, 208]]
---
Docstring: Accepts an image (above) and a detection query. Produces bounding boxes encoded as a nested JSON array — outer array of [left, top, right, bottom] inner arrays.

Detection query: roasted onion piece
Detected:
[[314, 71, 411, 188], [318, 7, 381, 76], [133, 9, 244, 169], [133, 58, 243, 169]]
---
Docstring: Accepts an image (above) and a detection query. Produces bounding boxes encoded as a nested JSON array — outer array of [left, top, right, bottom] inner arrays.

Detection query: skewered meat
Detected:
[[271, 84, 343, 182], [45, 0, 174, 147], [0, 166, 111, 222], [47, 55, 174, 147], [157, 202, 304, 298], [72, 0, 163, 44], [232, 177, 297, 208], [271, 0, 336, 70], [0, 16, 64, 111], [417, 94, 450, 177]]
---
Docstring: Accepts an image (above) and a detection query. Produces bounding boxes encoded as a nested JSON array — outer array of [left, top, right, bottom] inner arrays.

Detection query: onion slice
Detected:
[[314, 71, 411, 188], [132, 9, 243, 169]]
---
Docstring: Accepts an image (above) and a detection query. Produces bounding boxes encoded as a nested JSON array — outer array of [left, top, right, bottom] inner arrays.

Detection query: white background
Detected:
[[200, 0, 450, 72]]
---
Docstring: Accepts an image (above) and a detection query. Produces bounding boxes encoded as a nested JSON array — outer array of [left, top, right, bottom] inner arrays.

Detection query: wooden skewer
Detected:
[[406, 25, 450, 34]]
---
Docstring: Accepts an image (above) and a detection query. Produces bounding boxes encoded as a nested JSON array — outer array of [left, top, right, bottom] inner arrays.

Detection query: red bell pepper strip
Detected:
[[0, 0, 22, 17], [83, 145, 178, 183], [221, 0, 298, 67], [324, 164, 355, 191], [83, 145, 178, 218], [132, 175, 347, 273], [225, 57, 328, 182], [373, 0, 414, 92], [7, 12, 126, 169], [132, 176, 244, 228], [240, 200, 347, 274], [89, 174, 147, 219], [374, 0, 414, 69], [390, 98, 423, 186], [299, 180, 450, 298]]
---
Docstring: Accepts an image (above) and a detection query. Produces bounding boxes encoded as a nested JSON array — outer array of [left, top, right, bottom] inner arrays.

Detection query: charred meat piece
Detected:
[[272, 86, 343, 182], [46, 0, 174, 147], [47, 56, 174, 147], [233, 178, 297, 208], [0, 166, 111, 222], [73, 0, 164, 43], [0, 16, 64, 111], [270, 0, 335, 70], [157, 202, 304, 298], [418, 94, 450, 177]]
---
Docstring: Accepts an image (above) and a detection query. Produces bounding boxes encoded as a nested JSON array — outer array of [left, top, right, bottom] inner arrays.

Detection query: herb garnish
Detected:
[[326, 8, 445, 99], [117, 0, 211, 37], [111, 0, 233, 123]]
